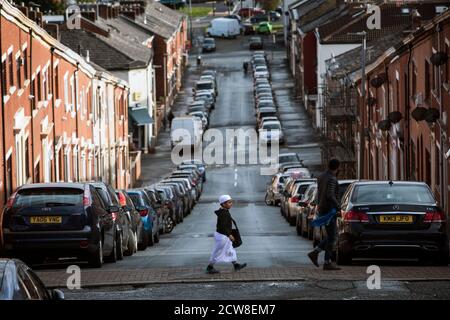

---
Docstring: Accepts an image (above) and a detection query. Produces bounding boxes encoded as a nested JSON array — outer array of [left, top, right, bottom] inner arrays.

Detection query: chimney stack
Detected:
[[80, 9, 97, 22]]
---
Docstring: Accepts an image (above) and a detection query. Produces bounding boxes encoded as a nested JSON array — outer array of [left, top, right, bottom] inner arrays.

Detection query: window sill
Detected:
[[443, 82, 449, 93], [55, 99, 62, 108], [9, 86, 16, 95], [17, 88, 24, 97], [24, 79, 30, 88], [70, 111, 76, 118], [3, 95, 10, 104]]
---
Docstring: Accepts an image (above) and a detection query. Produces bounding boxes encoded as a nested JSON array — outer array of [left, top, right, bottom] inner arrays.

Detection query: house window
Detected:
[[42, 138, 51, 183], [425, 60, 431, 101], [43, 69, 49, 100], [64, 73, 69, 104], [72, 148, 78, 182], [30, 77, 36, 109], [5, 155, 12, 200], [70, 76, 74, 111], [15, 134, 28, 186], [54, 65, 60, 99], [8, 52, 14, 88], [1, 58, 7, 95], [34, 161, 40, 183], [36, 71, 42, 101], [16, 56, 21, 90], [25, 137, 30, 182], [81, 152, 86, 181], [23, 48, 28, 81], [446, 43, 450, 84], [64, 148, 71, 182], [396, 79, 400, 110]]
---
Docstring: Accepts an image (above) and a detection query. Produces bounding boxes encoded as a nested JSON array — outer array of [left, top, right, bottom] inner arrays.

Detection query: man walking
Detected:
[[307, 159, 342, 270], [206, 195, 247, 274]]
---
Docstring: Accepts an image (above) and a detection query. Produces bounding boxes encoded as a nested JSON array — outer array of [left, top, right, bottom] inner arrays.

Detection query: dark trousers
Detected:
[[317, 216, 337, 262]]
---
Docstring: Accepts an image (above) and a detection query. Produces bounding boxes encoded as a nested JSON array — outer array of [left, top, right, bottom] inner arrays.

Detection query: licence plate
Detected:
[[379, 215, 413, 224], [30, 216, 62, 224]]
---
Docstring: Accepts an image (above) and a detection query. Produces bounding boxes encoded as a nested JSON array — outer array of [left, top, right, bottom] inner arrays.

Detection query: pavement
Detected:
[[33, 32, 450, 299]]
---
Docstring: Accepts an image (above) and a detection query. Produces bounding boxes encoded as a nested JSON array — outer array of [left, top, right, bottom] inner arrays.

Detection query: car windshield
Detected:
[[351, 184, 436, 204], [204, 39, 214, 44], [196, 83, 212, 90], [262, 123, 280, 130], [279, 155, 298, 163], [13, 188, 83, 208]]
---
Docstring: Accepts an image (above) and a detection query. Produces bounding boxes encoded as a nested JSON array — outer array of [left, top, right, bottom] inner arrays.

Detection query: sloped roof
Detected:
[[319, 2, 450, 44], [60, 27, 148, 70]]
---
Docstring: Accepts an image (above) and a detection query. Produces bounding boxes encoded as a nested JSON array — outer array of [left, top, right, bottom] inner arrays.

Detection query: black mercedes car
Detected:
[[336, 181, 449, 265]]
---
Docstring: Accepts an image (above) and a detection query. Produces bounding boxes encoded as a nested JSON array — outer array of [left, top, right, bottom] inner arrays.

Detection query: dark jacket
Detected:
[[316, 170, 340, 216], [215, 208, 233, 236]]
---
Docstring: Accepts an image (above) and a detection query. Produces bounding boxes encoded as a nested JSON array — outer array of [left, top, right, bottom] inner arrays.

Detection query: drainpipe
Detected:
[[437, 23, 447, 212], [75, 62, 79, 182], [385, 64, 390, 179], [50, 47, 57, 181], [406, 44, 412, 180], [29, 27, 35, 183], [0, 4, 7, 201]]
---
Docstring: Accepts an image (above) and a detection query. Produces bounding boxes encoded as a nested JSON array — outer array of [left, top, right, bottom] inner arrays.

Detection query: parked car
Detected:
[[253, 65, 270, 79], [250, 14, 269, 24], [259, 120, 284, 145], [268, 11, 281, 20], [239, 7, 265, 18], [90, 181, 130, 262], [256, 107, 277, 127], [297, 183, 318, 240], [195, 91, 215, 108], [1, 183, 122, 268], [336, 181, 449, 265], [249, 37, 263, 50], [206, 17, 240, 38], [171, 116, 203, 149], [225, 14, 241, 23], [116, 190, 143, 256], [152, 184, 184, 224], [257, 22, 272, 34], [170, 169, 203, 198], [284, 179, 316, 226], [180, 159, 206, 182], [278, 153, 301, 166], [265, 173, 291, 206], [127, 189, 160, 249], [0, 258, 64, 300], [143, 187, 175, 233], [202, 37, 216, 52], [194, 79, 217, 97], [189, 111, 209, 129]]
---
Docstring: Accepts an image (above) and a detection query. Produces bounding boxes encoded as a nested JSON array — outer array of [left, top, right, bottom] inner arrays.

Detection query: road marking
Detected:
[[234, 168, 238, 187]]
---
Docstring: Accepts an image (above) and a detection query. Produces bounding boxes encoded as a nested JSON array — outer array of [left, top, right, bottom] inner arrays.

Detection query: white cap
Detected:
[[219, 194, 232, 204]]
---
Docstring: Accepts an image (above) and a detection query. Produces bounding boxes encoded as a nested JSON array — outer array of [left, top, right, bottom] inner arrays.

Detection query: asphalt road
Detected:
[[100, 35, 319, 270]]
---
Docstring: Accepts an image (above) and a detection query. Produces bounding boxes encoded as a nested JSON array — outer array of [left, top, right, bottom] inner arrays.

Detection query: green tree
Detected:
[[258, 0, 280, 12], [15, 0, 66, 14]]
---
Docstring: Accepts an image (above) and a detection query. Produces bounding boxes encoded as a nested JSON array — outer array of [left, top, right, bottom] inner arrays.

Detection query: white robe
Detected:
[[209, 232, 237, 264]]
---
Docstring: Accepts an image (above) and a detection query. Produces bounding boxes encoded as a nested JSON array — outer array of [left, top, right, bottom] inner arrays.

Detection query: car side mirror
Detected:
[[51, 289, 65, 300], [109, 205, 120, 213]]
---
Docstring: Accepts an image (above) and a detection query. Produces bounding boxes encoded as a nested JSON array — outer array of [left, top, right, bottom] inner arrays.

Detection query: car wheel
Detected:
[[88, 240, 103, 268], [124, 230, 137, 256], [116, 231, 124, 261], [165, 216, 174, 234], [105, 235, 117, 263], [336, 236, 352, 265], [154, 230, 160, 244], [265, 193, 272, 206], [296, 214, 302, 236], [138, 229, 148, 251]]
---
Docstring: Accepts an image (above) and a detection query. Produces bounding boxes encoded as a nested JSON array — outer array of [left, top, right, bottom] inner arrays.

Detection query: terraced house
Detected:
[[0, 0, 131, 209]]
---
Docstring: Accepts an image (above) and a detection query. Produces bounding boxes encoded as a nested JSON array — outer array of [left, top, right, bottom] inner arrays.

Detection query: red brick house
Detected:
[[0, 0, 131, 212]]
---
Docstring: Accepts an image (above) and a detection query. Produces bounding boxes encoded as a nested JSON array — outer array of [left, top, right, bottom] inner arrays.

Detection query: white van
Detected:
[[171, 116, 203, 149], [206, 18, 240, 38]]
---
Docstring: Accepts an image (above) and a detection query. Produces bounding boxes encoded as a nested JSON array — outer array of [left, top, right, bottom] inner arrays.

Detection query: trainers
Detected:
[[233, 263, 247, 271], [308, 251, 320, 268], [323, 262, 341, 271], [206, 266, 220, 274]]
